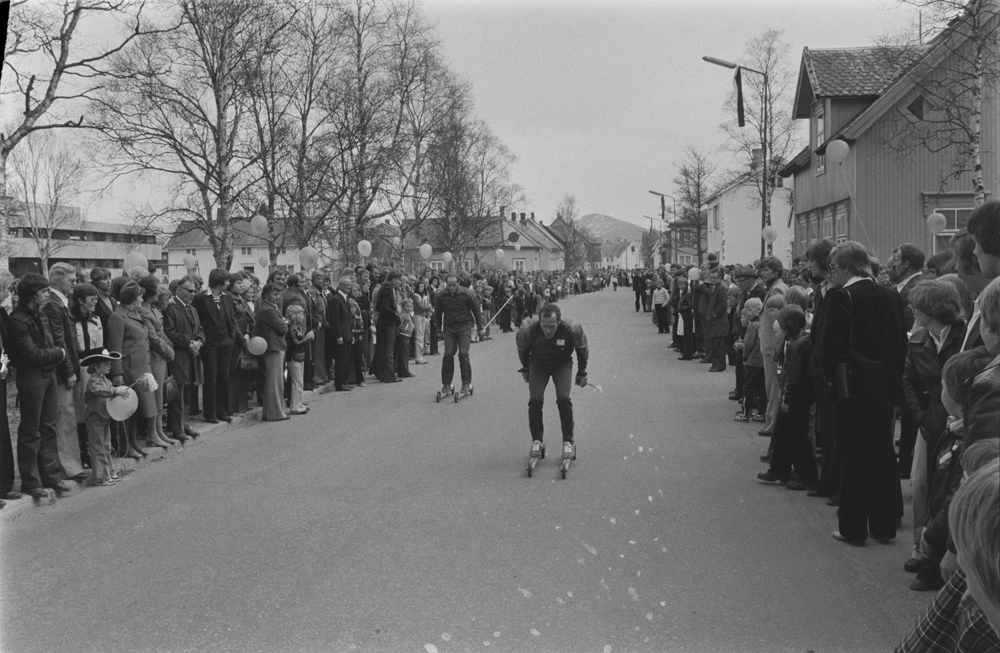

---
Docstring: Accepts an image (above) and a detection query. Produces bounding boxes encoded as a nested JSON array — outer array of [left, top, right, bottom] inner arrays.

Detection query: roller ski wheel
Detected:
[[560, 442, 577, 479], [454, 385, 473, 403], [526, 441, 545, 477], [436, 385, 454, 403]]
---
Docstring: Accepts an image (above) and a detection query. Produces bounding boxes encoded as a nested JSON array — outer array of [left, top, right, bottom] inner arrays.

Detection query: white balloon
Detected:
[[182, 254, 198, 269], [826, 139, 849, 165], [761, 225, 778, 244], [250, 214, 269, 236], [247, 336, 267, 356], [299, 246, 319, 270], [687, 267, 702, 281], [419, 243, 433, 260], [496, 248, 504, 259], [357, 240, 372, 257], [442, 251, 453, 263], [124, 251, 148, 272], [107, 388, 138, 422], [258, 255, 269, 268], [927, 212, 948, 236]]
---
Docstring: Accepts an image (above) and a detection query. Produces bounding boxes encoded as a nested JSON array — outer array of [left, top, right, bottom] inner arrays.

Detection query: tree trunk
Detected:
[[0, 152, 10, 271], [972, 47, 985, 206]]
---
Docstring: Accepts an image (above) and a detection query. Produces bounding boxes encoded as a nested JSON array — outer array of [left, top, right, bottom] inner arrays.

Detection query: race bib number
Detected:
[[556, 339, 565, 346]]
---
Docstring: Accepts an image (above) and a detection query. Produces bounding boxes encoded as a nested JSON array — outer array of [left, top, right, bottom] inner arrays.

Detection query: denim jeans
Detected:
[[442, 329, 472, 386], [15, 370, 63, 490]]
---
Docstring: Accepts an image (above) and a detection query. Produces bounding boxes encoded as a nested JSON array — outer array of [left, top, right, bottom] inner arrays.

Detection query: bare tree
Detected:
[[878, 0, 999, 203], [7, 131, 87, 272], [672, 145, 717, 265], [0, 0, 164, 270], [553, 195, 588, 269], [717, 29, 800, 242], [92, 0, 296, 270]]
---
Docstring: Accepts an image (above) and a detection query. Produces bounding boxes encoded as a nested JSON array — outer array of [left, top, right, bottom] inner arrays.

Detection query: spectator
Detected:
[[0, 270, 20, 504], [80, 348, 128, 487], [949, 457, 1000, 636], [676, 276, 695, 361], [139, 278, 175, 448], [397, 297, 415, 379], [227, 271, 255, 415], [953, 230, 991, 351], [7, 273, 73, 498], [818, 241, 907, 545], [253, 283, 289, 421], [306, 270, 329, 386], [756, 257, 788, 438], [106, 281, 156, 460], [372, 269, 402, 384], [284, 304, 311, 415], [963, 276, 1000, 447], [890, 243, 928, 331], [703, 269, 729, 372], [966, 199, 1000, 279], [69, 283, 103, 469], [328, 276, 354, 392], [734, 298, 765, 423], [163, 276, 203, 441], [90, 267, 116, 332], [192, 269, 237, 424], [924, 251, 955, 278], [41, 262, 85, 481], [347, 284, 367, 388]]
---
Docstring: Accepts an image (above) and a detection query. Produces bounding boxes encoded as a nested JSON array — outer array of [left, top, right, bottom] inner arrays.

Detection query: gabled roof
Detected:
[[778, 146, 812, 178], [164, 218, 296, 249], [601, 241, 630, 259], [793, 46, 927, 118]]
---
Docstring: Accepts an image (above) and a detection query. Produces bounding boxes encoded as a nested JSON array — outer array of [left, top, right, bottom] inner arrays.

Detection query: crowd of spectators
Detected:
[[627, 199, 1000, 645], [0, 261, 606, 502]]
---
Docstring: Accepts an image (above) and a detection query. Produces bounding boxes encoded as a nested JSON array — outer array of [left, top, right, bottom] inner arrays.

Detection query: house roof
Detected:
[[778, 146, 812, 178], [601, 241, 630, 259], [793, 46, 927, 119], [164, 218, 295, 249]]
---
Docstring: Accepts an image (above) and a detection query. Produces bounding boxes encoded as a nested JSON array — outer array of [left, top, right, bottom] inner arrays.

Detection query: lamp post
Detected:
[[649, 190, 676, 265], [703, 55, 769, 259]]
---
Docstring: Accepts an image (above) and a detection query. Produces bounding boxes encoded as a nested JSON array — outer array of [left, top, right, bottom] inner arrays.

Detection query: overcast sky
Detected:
[[16, 0, 918, 230], [421, 0, 917, 229]]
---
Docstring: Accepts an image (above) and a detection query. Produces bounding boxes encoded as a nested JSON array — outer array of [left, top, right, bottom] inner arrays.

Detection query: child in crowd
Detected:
[[82, 348, 129, 486], [758, 304, 818, 490], [735, 298, 765, 422], [481, 286, 494, 339], [907, 348, 996, 591], [285, 305, 313, 415], [396, 298, 414, 378]]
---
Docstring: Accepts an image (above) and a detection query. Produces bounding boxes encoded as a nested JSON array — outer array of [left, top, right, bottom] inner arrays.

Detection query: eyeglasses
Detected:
[[178, 286, 196, 293]]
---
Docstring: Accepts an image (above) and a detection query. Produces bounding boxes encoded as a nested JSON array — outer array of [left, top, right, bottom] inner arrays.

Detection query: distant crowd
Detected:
[[628, 200, 1000, 646]]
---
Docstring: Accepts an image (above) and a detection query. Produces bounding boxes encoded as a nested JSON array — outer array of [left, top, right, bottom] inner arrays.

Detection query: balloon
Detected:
[[419, 243, 432, 260], [442, 251, 453, 263], [357, 240, 372, 257], [826, 139, 849, 165], [250, 214, 269, 236], [182, 254, 197, 269], [927, 212, 948, 235], [107, 388, 138, 422], [258, 255, 269, 268], [514, 242, 521, 251], [299, 246, 319, 270], [247, 336, 267, 356], [123, 251, 148, 272], [687, 267, 702, 281], [496, 248, 504, 259], [761, 225, 778, 244]]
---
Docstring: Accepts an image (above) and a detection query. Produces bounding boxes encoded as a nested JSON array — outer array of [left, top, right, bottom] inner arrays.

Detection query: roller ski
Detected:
[[454, 383, 473, 403], [559, 441, 577, 479], [526, 440, 545, 477], [435, 384, 455, 402]]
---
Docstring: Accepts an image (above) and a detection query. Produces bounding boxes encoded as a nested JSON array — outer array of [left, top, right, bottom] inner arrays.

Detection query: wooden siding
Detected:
[[829, 98, 873, 135]]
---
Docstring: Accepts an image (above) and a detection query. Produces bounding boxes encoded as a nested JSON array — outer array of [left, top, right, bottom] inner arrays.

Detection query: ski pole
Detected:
[[483, 294, 516, 330]]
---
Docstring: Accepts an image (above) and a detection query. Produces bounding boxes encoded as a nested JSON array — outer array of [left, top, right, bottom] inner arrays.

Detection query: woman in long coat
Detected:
[[253, 283, 289, 421], [140, 278, 175, 448], [105, 281, 157, 459]]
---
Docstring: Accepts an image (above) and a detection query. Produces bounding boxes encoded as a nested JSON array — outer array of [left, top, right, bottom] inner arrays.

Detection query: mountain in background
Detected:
[[577, 213, 648, 244]]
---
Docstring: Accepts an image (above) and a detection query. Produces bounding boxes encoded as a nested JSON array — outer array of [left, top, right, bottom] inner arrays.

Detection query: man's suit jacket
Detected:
[[818, 279, 908, 406], [94, 293, 117, 332], [897, 273, 925, 333], [327, 291, 353, 346], [163, 299, 204, 386], [40, 294, 78, 381], [704, 283, 730, 338], [191, 292, 236, 346]]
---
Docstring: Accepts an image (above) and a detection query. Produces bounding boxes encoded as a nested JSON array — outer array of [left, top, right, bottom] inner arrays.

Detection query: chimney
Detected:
[[538, 220, 543, 227], [530, 212, 535, 222], [520, 212, 526, 224], [385, 218, 391, 225], [510, 212, 517, 221]]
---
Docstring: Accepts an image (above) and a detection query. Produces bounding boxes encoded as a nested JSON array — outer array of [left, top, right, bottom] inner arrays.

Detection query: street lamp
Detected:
[[649, 190, 676, 265], [703, 55, 770, 259]]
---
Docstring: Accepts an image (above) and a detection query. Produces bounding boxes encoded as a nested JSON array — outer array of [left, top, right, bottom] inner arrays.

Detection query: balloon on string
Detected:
[[123, 251, 148, 272], [250, 214, 269, 236], [182, 254, 198, 269], [926, 212, 948, 235], [496, 248, 504, 259], [687, 267, 702, 281], [419, 243, 433, 260], [761, 225, 778, 244], [247, 336, 267, 356], [514, 242, 521, 251], [357, 240, 372, 257], [107, 388, 138, 422], [826, 139, 849, 165], [442, 251, 453, 263], [258, 255, 269, 268], [299, 246, 319, 270]]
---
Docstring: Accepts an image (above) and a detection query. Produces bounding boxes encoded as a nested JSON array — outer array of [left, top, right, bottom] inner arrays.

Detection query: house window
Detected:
[[185, 249, 197, 256], [243, 265, 255, 274], [241, 247, 253, 256], [514, 259, 526, 272], [429, 260, 444, 271], [808, 211, 819, 244], [931, 207, 974, 234], [677, 254, 693, 265], [712, 206, 720, 230], [815, 104, 826, 175], [822, 206, 834, 239], [835, 202, 849, 239], [796, 214, 807, 257]]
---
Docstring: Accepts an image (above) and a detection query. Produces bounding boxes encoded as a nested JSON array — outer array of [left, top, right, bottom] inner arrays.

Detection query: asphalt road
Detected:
[[1, 288, 928, 653]]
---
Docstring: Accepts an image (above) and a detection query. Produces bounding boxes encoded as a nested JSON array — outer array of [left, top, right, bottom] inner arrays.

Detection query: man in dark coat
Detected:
[[6, 274, 73, 498], [889, 243, 927, 478], [191, 268, 237, 423], [703, 269, 730, 372], [818, 241, 907, 545], [164, 276, 205, 440], [327, 276, 355, 391], [372, 269, 402, 383]]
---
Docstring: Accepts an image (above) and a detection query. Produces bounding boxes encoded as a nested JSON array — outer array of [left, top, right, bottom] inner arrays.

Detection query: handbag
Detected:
[[239, 351, 260, 371], [162, 375, 180, 403]]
